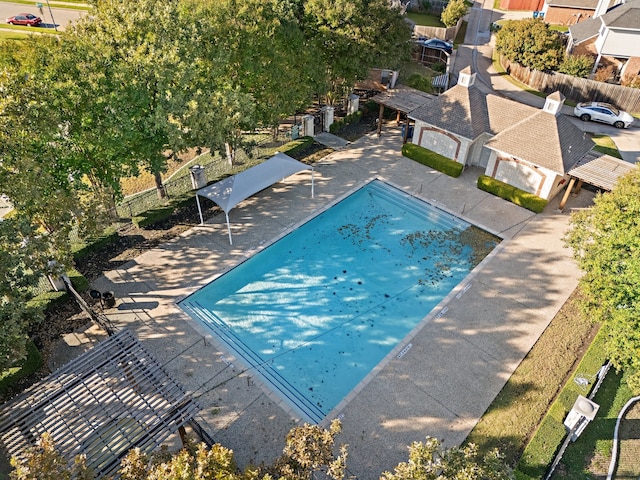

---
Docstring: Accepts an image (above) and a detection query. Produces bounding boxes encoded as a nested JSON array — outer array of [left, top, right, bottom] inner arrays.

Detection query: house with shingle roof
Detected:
[[567, 0, 640, 79], [542, 0, 621, 25], [408, 67, 594, 201]]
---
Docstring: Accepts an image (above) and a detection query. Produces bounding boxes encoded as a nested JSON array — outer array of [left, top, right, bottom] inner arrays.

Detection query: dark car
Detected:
[[421, 38, 453, 55], [6, 13, 42, 26]]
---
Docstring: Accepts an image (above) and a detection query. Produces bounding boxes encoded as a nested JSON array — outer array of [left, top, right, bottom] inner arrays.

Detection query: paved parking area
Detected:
[[90, 127, 595, 478]]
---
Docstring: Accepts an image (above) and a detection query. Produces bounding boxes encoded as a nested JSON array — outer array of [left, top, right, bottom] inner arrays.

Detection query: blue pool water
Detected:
[[179, 179, 499, 422]]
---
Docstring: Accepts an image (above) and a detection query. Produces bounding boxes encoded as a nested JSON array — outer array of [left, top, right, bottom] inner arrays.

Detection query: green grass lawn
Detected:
[[0, 30, 31, 40], [465, 289, 600, 466], [555, 370, 634, 478], [591, 135, 623, 159], [405, 11, 445, 27], [3, 0, 90, 10]]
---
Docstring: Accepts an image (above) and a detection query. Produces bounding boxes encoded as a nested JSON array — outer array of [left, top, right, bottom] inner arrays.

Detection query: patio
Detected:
[[85, 126, 595, 477]]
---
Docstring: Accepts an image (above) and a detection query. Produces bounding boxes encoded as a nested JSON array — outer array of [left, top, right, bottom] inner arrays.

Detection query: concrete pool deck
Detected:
[[90, 126, 596, 478]]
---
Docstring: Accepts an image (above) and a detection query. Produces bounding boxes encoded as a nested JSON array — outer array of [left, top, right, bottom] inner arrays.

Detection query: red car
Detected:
[[6, 13, 42, 26]]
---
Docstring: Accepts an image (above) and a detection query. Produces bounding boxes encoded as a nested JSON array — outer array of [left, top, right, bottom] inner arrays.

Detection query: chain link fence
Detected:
[[116, 132, 291, 219]]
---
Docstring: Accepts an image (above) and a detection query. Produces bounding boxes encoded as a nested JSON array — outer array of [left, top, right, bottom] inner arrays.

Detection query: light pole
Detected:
[[44, 0, 58, 31]]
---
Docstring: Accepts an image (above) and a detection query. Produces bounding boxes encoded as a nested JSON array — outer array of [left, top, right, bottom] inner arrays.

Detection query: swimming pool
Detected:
[[179, 179, 500, 423]]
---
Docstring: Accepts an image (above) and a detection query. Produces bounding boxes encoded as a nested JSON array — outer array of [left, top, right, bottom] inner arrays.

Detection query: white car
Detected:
[[574, 102, 634, 129]]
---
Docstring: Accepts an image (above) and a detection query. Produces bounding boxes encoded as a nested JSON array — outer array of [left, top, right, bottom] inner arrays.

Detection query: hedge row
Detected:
[[329, 111, 363, 134], [401, 143, 464, 178], [26, 267, 89, 314], [515, 327, 608, 479], [477, 175, 548, 213], [0, 340, 43, 396], [71, 227, 119, 260]]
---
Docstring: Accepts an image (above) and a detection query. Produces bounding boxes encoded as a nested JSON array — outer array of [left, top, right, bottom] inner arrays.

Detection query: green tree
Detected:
[[381, 437, 513, 480], [441, 0, 469, 28], [303, 0, 412, 104], [558, 54, 594, 77], [0, 214, 52, 371], [64, 0, 216, 199], [199, 0, 318, 136], [0, 37, 97, 247], [495, 19, 564, 71], [565, 167, 640, 392], [0, 216, 53, 370]]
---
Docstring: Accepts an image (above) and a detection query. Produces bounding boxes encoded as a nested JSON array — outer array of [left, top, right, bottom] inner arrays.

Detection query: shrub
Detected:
[[594, 64, 615, 82], [404, 73, 434, 93], [132, 205, 175, 228], [432, 62, 446, 73], [401, 143, 464, 177], [0, 340, 42, 396], [495, 19, 564, 71], [477, 175, 547, 213], [280, 136, 315, 157], [329, 111, 363, 134], [26, 290, 68, 314], [558, 54, 594, 78]]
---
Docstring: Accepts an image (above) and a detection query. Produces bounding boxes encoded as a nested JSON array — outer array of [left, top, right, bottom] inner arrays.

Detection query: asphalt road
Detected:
[[1, 1, 86, 31]]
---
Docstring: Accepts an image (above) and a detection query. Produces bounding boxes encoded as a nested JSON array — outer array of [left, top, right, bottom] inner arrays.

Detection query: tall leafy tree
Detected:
[[441, 0, 469, 28], [0, 215, 55, 371], [199, 0, 319, 134], [302, 0, 412, 104], [64, 0, 214, 198], [495, 19, 564, 71], [565, 167, 640, 392]]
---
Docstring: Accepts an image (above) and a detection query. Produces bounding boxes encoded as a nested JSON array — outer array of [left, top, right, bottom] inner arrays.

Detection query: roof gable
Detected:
[[409, 83, 537, 140], [485, 111, 595, 173], [601, 0, 640, 29]]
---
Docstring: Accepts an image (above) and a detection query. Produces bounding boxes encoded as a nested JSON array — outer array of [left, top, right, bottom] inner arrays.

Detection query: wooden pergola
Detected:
[[559, 151, 637, 211], [371, 86, 433, 143], [0, 329, 200, 479]]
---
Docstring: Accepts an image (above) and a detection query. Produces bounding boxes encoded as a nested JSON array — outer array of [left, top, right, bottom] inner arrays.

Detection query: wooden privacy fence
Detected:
[[413, 18, 462, 42], [500, 56, 640, 113]]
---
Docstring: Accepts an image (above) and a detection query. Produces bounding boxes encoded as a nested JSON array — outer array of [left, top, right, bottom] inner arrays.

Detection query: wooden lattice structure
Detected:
[[371, 85, 434, 142], [559, 151, 637, 210], [0, 329, 200, 478]]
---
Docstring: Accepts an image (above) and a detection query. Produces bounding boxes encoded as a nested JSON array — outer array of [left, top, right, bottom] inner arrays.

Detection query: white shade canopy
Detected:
[[196, 152, 314, 244]]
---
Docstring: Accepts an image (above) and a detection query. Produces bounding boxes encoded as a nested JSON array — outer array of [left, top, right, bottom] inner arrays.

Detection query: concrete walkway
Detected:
[[89, 127, 595, 478]]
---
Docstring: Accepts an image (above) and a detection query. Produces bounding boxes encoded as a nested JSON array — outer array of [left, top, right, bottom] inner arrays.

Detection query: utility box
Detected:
[[291, 123, 301, 140], [347, 94, 360, 115], [189, 165, 206, 190], [303, 114, 315, 137], [322, 106, 334, 132], [564, 395, 599, 441]]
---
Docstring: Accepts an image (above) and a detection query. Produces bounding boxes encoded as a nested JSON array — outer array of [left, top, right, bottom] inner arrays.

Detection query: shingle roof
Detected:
[[568, 17, 600, 44], [547, 0, 599, 9], [485, 111, 595, 174], [601, 0, 640, 29], [408, 82, 537, 140]]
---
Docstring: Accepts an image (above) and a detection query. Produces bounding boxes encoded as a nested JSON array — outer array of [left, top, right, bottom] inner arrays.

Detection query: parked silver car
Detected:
[[574, 102, 634, 129]]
